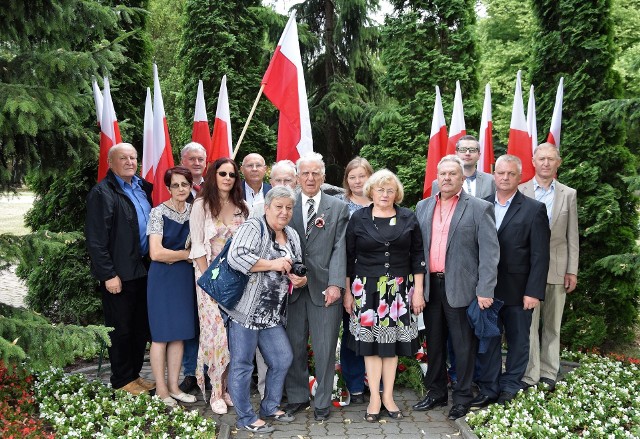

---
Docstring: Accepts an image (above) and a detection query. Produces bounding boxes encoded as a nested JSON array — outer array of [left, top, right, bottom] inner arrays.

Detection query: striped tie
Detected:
[[306, 199, 316, 238]]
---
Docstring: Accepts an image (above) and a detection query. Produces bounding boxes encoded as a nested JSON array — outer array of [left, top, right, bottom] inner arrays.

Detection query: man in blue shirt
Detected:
[[85, 143, 154, 395]]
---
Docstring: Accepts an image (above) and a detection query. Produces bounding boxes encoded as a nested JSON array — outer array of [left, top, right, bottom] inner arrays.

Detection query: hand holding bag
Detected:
[[197, 221, 263, 309]]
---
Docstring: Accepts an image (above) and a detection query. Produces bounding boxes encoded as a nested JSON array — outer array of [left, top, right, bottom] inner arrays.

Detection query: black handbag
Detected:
[[197, 221, 264, 310]]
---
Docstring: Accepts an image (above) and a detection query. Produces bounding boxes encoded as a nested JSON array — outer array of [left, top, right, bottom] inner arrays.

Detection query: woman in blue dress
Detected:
[[147, 166, 197, 407]]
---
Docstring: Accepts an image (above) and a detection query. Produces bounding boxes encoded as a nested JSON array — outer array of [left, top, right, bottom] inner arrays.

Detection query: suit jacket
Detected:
[[290, 191, 350, 307], [431, 170, 495, 199], [518, 179, 579, 284], [415, 191, 500, 308], [485, 190, 550, 306], [242, 180, 272, 200]]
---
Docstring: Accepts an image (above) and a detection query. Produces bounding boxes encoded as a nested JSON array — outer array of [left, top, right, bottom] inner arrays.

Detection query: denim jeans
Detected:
[[228, 320, 293, 428], [182, 337, 198, 377]]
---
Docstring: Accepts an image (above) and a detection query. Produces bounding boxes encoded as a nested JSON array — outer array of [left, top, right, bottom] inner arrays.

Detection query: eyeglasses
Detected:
[[300, 171, 322, 179], [457, 147, 480, 153], [374, 188, 397, 196], [217, 171, 237, 178], [243, 163, 265, 170], [169, 182, 191, 189]]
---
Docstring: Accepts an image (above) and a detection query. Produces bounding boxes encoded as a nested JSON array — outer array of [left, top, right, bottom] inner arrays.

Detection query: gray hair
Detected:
[[296, 152, 325, 175], [265, 185, 296, 207], [108, 143, 136, 161], [533, 142, 561, 160], [437, 155, 464, 174], [271, 159, 297, 176], [495, 154, 522, 174], [364, 169, 404, 204], [180, 142, 207, 158]]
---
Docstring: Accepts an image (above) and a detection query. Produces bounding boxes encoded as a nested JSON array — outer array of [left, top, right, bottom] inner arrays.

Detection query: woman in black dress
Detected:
[[343, 169, 426, 422]]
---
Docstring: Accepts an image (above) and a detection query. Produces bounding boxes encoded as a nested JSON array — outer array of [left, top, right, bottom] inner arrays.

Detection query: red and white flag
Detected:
[[192, 80, 213, 161], [547, 77, 564, 149], [262, 12, 313, 162], [92, 77, 103, 127], [478, 83, 494, 174], [423, 86, 448, 199], [141, 87, 154, 182], [98, 77, 122, 181], [210, 75, 233, 162], [527, 84, 538, 155], [151, 63, 175, 205], [506, 71, 534, 182], [446, 80, 466, 155]]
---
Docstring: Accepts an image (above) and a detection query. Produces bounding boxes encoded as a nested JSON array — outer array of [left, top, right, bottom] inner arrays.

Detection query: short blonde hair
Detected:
[[364, 169, 404, 204]]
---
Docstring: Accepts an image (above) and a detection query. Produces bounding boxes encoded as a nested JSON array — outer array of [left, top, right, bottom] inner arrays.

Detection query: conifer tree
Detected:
[[361, 0, 480, 205], [530, 0, 639, 348]]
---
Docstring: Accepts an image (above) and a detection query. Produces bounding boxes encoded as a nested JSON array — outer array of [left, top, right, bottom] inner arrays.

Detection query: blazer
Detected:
[[432, 170, 495, 199], [519, 179, 579, 284], [346, 204, 425, 278], [485, 190, 550, 306], [290, 191, 350, 307], [242, 180, 272, 200], [415, 191, 500, 308], [85, 170, 153, 282]]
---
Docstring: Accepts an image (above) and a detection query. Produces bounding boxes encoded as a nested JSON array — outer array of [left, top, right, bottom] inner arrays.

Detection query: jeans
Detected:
[[340, 311, 365, 393], [182, 337, 198, 377], [228, 321, 293, 428]]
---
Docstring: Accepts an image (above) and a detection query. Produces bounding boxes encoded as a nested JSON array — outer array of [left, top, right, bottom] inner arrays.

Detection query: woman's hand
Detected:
[[288, 273, 307, 289], [343, 292, 355, 315], [411, 289, 425, 315], [271, 257, 292, 273]]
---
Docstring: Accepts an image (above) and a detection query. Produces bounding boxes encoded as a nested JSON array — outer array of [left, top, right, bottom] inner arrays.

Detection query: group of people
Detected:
[[85, 135, 578, 433]]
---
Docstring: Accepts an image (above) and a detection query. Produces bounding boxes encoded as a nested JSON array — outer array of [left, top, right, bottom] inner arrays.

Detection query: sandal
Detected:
[[210, 398, 228, 414], [242, 422, 275, 433], [386, 409, 404, 419], [364, 412, 381, 423], [160, 396, 177, 407]]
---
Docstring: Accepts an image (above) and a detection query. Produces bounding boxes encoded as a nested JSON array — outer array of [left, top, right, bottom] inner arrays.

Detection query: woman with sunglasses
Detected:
[[189, 158, 249, 414], [147, 166, 198, 407]]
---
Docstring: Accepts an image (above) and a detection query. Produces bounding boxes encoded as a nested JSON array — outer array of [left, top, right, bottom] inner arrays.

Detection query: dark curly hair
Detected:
[[199, 158, 248, 219]]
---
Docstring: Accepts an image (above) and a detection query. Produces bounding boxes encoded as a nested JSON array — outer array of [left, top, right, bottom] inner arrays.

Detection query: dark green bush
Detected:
[[15, 231, 101, 326]]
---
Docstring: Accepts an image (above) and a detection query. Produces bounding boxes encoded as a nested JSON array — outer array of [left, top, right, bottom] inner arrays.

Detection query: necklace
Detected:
[[169, 198, 187, 214]]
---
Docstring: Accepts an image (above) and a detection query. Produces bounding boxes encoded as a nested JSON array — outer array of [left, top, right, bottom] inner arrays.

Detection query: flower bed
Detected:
[[466, 353, 640, 438], [35, 368, 216, 438]]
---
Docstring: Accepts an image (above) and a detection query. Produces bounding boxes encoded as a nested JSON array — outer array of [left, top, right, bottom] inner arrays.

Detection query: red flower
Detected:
[[397, 364, 407, 372], [360, 309, 375, 327]]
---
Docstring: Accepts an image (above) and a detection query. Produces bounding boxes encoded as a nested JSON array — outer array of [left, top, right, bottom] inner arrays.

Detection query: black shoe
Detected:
[[470, 393, 496, 409], [350, 393, 365, 404], [412, 395, 447, 411], [283, 401, 310, 415], [447, 404, 469, 420], [520, 381, 534, 391], [179, 376, 197, 394], [496, 391, 516, 405], [314, 406, 330, 421], [539, 377, 556, 392]]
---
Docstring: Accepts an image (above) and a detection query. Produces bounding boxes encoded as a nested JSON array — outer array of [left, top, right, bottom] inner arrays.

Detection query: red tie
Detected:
[[193, 184, 201, 192]]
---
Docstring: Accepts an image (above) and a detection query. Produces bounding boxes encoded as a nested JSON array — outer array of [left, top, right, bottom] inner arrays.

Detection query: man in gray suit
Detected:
[[432, 135, 495, 199], [283, 152, 350, 421], [414, 155, 500, 420]]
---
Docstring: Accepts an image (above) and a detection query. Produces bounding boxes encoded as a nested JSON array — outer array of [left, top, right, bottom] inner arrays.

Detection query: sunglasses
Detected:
[[217, 171, 237, 178]]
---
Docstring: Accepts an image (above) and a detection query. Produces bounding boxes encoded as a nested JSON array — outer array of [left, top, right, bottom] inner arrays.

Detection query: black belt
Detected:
[[430, 272, 445, 279]]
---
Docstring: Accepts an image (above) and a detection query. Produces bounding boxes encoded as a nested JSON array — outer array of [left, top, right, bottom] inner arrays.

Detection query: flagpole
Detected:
[[232, 84, 265, 159]]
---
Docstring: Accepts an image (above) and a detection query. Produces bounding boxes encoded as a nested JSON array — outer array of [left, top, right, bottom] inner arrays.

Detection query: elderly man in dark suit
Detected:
[[471, 154, 550, 408], [85, 143, 154, 395], [414, 155, 500, 420], [283, 152, 350, 422]]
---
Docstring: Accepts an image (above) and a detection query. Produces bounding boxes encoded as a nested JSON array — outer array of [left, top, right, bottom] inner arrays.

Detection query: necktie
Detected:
[[193, 184, 201, 192], [306, 199, 316, 238]]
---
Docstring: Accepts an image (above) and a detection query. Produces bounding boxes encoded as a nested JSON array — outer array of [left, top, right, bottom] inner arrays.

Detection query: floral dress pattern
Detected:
[[189, 198, 245, 405]]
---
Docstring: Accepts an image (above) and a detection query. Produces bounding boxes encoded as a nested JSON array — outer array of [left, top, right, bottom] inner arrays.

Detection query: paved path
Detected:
[[0, 265, 27, 308], [80, 362, 463, 439]]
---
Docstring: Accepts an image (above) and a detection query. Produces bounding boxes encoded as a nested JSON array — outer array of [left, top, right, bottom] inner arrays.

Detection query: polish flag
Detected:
[[446, 80, 466, 155], [506, 71, 534, 182], [210, 75, 233, 162], [478, 83, 494, 174], [423, 86, 448, 199], [262, 12, 313, 162], [151, 63, 175, 206], [141, 87, 154, 182], [192, 80, 212, 161], [547, 77, 564, 149], [92, 77, 103, 127], [97, 77, 123, 181], [527, 84, 538, 155]]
